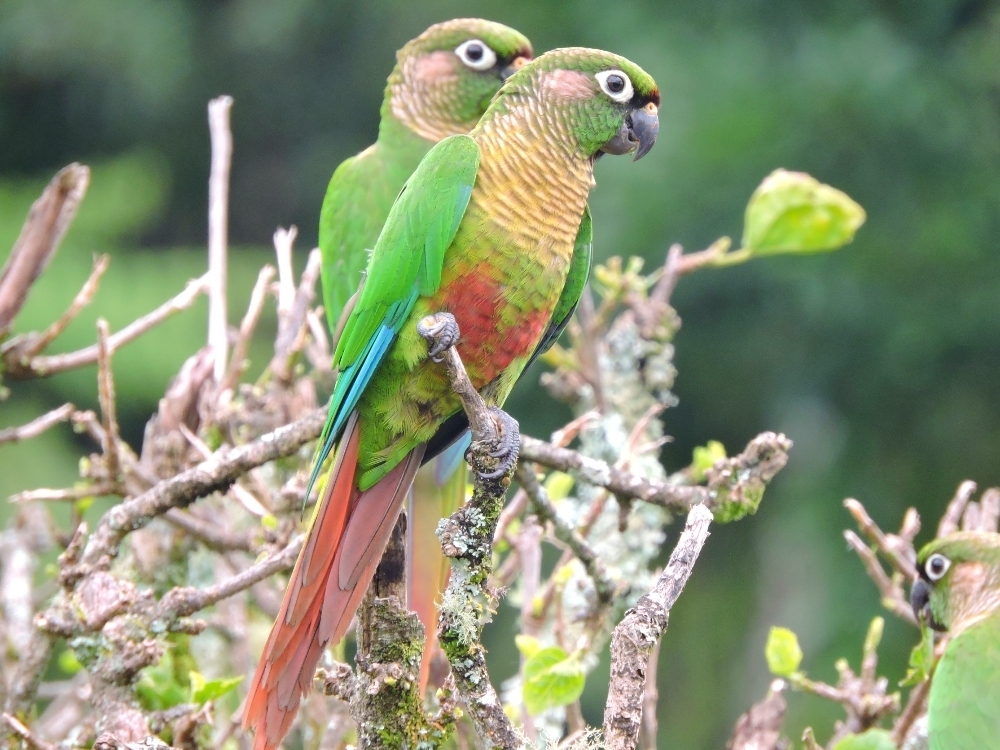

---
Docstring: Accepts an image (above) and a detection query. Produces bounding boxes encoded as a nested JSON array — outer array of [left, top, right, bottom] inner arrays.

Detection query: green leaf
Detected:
[[831, 729, 896, 750], [901, 624, 935, 686], [765, 626, 803, 677], [190, 670, 244, 705], [135, 649, 188, 711], [522, 646, 586, 716], [691, 441, 726, 482], [543, 471, 575, 502], [58, 649, 82, 675], [514, 634, 542, 660], [743, 169, 865, 256]]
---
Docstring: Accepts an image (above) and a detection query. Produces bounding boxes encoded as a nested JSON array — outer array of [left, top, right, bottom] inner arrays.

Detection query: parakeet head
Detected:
[[911, 531, 1000, 633], [386, 19, 533, 143], [483, 47, 660, 162]]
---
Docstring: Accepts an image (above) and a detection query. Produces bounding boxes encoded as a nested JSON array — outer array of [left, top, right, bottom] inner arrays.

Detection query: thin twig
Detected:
[[938, 480, 977, 537], [208, 95, 234, 383], [515, 463, 616, 606], [163, 509, 254, 553], [603, 504, 713, 750], [0, 403, 75, 445], [14, 253, 110, 359], [270, 248, 322, 382], [79, 408, 325, 568], [158, 537, 301, 619], [843, 529, 917, 626], [273, 226, 298, 316], [2, 712, 57, 750], [6, 273, 209, 379], [222, 264, 275, 392], [891, 677, 931, 746], [95, 319, 121, 485], [0, 163, 90, 338], [844, 499, 917, 581]]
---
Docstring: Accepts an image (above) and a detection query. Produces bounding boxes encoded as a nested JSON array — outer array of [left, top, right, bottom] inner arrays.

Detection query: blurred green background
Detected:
[[3, 0, 1000, 747]]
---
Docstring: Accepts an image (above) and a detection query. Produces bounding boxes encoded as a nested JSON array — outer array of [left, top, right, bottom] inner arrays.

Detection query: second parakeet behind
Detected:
[[911, 531, 1000, 750]]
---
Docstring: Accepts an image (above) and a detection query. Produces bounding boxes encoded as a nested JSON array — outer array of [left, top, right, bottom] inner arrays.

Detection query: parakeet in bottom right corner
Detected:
[[911, 530, 1000, 750]]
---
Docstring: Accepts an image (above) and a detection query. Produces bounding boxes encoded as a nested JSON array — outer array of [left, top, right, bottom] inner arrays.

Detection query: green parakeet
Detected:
[[245, 47, 659, 750], [911, 531, 1000, 750], [316, 18, 533, 693]]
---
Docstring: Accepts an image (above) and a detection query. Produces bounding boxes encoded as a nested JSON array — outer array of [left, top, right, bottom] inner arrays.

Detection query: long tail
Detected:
[[244, 413, 425, 750], [407, 433, 470, 694]]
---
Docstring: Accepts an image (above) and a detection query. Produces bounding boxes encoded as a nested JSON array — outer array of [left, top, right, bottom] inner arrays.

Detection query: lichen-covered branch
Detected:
[[514, 463, 616, 607], [419, 312, 525, 750], [603, 503, 713, 750], [519, 431, 790, 520], [79, 409, 325, 567]]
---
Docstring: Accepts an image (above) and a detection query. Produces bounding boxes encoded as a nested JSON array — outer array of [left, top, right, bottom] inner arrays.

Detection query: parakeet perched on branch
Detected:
[[316, 18, 533, 693], [911, 531, 1000, 750], [245, 47, 659, 750]]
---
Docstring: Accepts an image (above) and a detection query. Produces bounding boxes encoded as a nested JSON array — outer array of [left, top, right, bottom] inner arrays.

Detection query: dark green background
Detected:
[[3, 1, 999, 746]]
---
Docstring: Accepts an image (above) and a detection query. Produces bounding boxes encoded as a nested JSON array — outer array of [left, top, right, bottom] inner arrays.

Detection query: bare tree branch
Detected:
[[603, 503, 713, 750], [0, 403, 75, 445], [0, 164, 90, 338], [5, 273, 208, 380], [79, 408, 325, 567], [208, 95, 234, 384], [514, 463, 617, 607], [157, 537, 301, 619]]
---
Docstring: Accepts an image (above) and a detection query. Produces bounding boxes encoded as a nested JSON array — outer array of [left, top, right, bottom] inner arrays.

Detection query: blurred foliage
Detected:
[[3, 0, 1000, 747]]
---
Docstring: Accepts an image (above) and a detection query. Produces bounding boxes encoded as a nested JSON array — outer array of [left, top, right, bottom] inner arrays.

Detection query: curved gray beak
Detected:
[[601, 103, 659, 161], [910, 579, 930, 621]]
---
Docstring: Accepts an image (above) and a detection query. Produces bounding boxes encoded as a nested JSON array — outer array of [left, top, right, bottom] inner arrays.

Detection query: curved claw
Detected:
[[475, 407, 520, 479], [417, 312, 461, 362]]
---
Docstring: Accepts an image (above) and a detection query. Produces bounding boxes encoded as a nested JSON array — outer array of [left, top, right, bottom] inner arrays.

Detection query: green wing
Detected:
[[928, 612, 1000, 750], [531, 203, 593, 359], [306, 135, 481, 495], [318, 147, 395, 333]]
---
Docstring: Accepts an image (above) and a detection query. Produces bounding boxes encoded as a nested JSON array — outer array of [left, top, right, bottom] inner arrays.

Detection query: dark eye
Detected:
[[925, 553, 951, 581], [596, 69, 634, 102], [455, 39, 497, 71]]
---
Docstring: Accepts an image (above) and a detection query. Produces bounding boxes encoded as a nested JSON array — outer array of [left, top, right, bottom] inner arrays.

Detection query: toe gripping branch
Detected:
[[417, 312, 520, 481]]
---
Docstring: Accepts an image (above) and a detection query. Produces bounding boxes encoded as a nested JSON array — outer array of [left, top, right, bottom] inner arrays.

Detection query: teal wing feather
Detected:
[[928, 612, 1000, 750], [306, 135, 481, 498]]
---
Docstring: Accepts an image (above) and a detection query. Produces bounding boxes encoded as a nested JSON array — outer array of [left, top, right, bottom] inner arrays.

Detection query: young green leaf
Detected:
[[765, 626, 803, 677], [543, 471, 575, 502], [190, 670, 244, 705], [135, 649, 188, 711], [831, 729, 896, 750], [522, 646, 586, 716], [901, 624, 935, 686], [690, 440, 726, 482], [515, 634, 542, 660], [743, 169, 865, 256]]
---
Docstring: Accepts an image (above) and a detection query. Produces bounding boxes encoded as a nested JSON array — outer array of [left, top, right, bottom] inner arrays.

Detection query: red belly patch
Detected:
[[443, 272, 551, 385]]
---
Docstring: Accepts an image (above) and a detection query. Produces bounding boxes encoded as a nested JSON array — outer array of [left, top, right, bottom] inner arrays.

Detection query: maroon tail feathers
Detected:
[[243, 413, 426, 750]]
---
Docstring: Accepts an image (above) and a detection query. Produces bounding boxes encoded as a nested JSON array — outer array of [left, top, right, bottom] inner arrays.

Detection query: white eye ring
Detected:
[[596, 69, 634, 102], [925, 553, 951, 582], [455, 39, 497, 71]]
